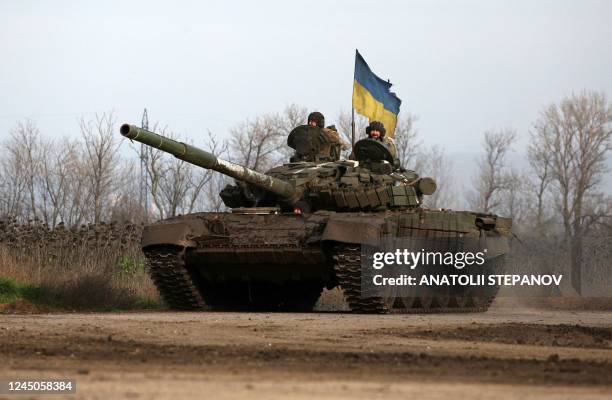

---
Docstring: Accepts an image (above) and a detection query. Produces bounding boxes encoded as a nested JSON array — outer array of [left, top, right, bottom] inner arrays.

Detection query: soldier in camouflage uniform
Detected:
[[306, 112, 349, 161], [366, 121, 397, 159]]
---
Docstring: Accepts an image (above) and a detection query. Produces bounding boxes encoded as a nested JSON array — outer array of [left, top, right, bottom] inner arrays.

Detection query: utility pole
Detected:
[[139, 108, 149, 219]]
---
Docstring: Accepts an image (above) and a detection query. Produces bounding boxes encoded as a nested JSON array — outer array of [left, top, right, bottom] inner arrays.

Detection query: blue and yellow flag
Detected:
[[352, 50, 402, 137]]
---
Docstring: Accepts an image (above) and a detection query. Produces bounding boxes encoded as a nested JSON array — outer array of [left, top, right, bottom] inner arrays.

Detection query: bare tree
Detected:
[[108, 158, 143, 223], [394, 113, 422, 170], [229, 105, 312, 172], [337, 110, 368, 147], [497, 169, 529, 224], [417, 145, 455, 209], [527, 130, 553, 233], [2, 113, 230, 225], [533, 91, 612, 241], [63, 147, 90, 227], [139, 125, 217, 219], [531, 91, 612, 291], [157, 155, 192, 217], [467, 129, 518, 213], [140, 124, 169, 219], [277, 104, 309, 160], [199, 131, 229, 212], [229, 114, 286, 172], [2, 120, 43, 220], [80, 112, 122, 224], [0, 142, 28, 219], [37, 137, 79, 227], [281, 103, 309, 135]]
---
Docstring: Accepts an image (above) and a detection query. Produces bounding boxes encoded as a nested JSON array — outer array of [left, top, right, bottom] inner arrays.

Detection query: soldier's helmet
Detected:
[[366, 121, 386, 138], [307, 112, 325, 128]]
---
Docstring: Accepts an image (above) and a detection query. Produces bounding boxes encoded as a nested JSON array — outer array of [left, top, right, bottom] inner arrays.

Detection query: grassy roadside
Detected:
[[0, 275, 164, 313], [0, 222, 163, 313], [0, 277, 41, 304]]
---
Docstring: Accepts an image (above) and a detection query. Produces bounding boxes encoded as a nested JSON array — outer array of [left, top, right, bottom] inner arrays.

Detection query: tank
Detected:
[[120, 123, 512, 313]]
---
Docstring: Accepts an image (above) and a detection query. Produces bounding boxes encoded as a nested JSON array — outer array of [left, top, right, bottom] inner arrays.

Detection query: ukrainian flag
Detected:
[[352, 50, 402, 137]]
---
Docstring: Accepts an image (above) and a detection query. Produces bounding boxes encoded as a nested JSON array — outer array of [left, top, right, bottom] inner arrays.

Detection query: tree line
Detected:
[[1, 92, 611, 286]]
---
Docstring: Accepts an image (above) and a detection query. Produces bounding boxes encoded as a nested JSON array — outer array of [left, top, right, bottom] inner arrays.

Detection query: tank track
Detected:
[[333, 245, 499, 314], [144, 246, 206, 311], [333, 245, 392, 313]]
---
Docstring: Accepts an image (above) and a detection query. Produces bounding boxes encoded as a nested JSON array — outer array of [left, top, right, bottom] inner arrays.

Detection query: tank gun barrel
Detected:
[[120, 124, 296, 200]]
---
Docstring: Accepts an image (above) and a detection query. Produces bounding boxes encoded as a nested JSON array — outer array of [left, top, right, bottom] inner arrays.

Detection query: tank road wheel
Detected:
[[400, 296, 418, 309], [400, 294, 460, 313], [470, 296, 491, 311], [434, 294, 451, 309], [418, 297, 434, 309], [379, 284, 398, 310], [398, 282, 420, 311], [451, 296, 469, 309], [465, 282, 501, 312], [445, 254, 505, 312]]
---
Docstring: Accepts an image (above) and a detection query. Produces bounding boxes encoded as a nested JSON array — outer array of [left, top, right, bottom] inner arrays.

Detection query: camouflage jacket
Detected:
[[320, 127, 349, 161], [382, 136, 397, 159]]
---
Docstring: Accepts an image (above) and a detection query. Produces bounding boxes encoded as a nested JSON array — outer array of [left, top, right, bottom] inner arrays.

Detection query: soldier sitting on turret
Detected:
[[288, 112, 349, 162], [365, 121, 397, 160], [348, 121, 398, 164]]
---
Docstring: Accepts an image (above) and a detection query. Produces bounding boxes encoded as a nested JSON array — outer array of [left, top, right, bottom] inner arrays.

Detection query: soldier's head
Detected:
[[307, 112, 325, 128], [366, 121, 386, 140]]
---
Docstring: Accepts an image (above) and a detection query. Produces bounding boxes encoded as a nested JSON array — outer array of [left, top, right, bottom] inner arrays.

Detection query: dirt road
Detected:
[[1, 305, 611, 399]]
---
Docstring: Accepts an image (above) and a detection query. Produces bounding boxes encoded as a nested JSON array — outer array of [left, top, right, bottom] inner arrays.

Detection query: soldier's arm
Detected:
[[322, 128, 350, 150], [385, 137, 398, 159], [321, 128, 340, 143]]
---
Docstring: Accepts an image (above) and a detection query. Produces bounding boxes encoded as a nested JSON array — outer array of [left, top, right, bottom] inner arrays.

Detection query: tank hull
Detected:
[[142, 209, 512, 313]]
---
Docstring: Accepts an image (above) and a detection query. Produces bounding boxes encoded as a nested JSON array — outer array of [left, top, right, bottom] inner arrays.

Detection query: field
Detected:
[[0, 221, 159, 311]]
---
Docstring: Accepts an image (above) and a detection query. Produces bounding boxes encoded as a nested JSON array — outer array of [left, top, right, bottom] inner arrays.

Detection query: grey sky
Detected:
[[1, 0, 611, 156]]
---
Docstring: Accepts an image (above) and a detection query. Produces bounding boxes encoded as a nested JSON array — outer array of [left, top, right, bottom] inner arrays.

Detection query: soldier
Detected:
[[306, 112, 349, 161], [365, 121, 397, 159], [307, 111, 325, 128]]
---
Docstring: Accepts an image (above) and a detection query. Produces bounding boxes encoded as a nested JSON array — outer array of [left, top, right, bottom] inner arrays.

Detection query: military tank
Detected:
[[120, 123, 512, 313]]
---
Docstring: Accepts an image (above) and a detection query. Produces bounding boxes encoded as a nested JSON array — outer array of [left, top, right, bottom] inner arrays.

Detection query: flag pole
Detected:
[[351, 49, 358, 148], [351, 107, 355, 148]]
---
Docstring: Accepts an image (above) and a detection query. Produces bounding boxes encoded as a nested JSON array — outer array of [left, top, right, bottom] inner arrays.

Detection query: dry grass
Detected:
[[315, 287, 349, 311], [0, 221, 160, 311]]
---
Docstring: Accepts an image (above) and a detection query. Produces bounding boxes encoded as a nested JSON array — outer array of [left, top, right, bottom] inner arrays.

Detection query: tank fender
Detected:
[[142, 219, 208, 248], [321, 214, 385, 246]]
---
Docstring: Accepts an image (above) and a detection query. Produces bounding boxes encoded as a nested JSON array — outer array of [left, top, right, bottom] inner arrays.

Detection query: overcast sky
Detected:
[[1, 0, 611, 157]]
